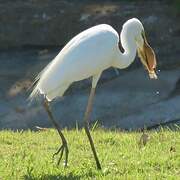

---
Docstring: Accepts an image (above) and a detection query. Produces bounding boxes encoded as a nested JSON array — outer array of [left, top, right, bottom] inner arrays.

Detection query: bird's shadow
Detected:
[[24, 173, 81, 180], [23, 169, 100, 180]]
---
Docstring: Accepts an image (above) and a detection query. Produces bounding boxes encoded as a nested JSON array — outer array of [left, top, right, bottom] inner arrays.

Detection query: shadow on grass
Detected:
[[24, 168, 100, 180], [24, 173, 81, 180]]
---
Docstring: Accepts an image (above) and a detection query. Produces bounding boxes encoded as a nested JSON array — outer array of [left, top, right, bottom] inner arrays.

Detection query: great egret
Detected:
[[29, 18, 157, 169]]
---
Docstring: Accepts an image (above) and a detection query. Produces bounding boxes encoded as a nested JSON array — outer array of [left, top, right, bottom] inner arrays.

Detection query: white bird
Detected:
[[30, 18, 157, 169]]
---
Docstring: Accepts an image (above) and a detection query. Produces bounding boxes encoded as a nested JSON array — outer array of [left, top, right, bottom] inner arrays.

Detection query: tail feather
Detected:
[[28, 70, 43, 102], [28, 59, 54, 102], [28, 86, 40, 102]]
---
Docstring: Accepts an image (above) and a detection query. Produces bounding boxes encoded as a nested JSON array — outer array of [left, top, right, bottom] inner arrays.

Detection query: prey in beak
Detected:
[[137, 31, 157, 79]]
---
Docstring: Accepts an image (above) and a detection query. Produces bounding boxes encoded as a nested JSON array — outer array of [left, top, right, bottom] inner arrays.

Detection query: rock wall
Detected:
[[0, 0, 180, 130], [0, 2, 178, 43], [0, 1, 179, 66]]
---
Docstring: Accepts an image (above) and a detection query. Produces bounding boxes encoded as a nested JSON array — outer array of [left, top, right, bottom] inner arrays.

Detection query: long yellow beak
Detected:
[[138, 31, 157, 79]]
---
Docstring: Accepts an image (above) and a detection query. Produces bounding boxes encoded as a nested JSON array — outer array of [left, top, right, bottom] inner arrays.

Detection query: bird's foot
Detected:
[[52, 142, 69, 167]]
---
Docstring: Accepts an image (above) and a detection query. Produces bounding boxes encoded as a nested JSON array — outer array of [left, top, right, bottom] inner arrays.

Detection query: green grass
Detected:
[[0, 128, 179, 179]]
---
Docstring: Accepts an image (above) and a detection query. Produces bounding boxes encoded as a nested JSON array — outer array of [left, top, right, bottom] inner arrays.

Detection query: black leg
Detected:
[[43, 99, 69, 167], [84, 87, 101, 170]]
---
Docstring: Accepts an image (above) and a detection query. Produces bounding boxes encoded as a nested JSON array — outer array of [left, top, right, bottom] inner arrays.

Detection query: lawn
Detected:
[[0, 127, 179, 179]]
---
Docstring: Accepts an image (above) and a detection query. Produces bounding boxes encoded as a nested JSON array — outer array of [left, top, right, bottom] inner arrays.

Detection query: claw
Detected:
[[57, 147, 64, 165], [52, 143, 69, 167], [52, 145, 63, 159]]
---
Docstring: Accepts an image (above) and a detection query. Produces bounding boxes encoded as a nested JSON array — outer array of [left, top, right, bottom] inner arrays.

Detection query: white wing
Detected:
[[29, 24, 119, 101]]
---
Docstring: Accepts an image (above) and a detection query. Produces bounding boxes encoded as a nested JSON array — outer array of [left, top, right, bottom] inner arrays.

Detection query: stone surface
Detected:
[[0, 1, 180, 130], [0, 57, 180, 130], [0, 1, 179, 68]]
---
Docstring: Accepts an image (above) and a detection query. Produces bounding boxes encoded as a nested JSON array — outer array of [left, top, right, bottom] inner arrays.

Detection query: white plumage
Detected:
[[29, 18, 157, 169], [30, 24, 119, 100], [31, 18, 157, 101]]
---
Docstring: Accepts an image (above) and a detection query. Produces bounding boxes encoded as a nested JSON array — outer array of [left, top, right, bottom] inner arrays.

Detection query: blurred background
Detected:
[[0, 0, 180, 130]]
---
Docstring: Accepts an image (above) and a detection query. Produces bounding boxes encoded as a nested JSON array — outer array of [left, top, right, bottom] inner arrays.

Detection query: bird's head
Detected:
[[136, 30, 157, 79], [125, 18, 157, 79]]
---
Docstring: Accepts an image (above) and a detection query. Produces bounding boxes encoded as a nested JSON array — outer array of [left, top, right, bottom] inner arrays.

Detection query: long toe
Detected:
[[57, 147, 64, 165], [64, 144, 69, 167], [52, 145, 63, 159], [53, 143, 69, 167], [52, 144, 65, 166]]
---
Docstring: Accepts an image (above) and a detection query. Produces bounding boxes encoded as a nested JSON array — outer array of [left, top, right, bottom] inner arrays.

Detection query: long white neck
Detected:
[[113, 27, 137, 69]]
